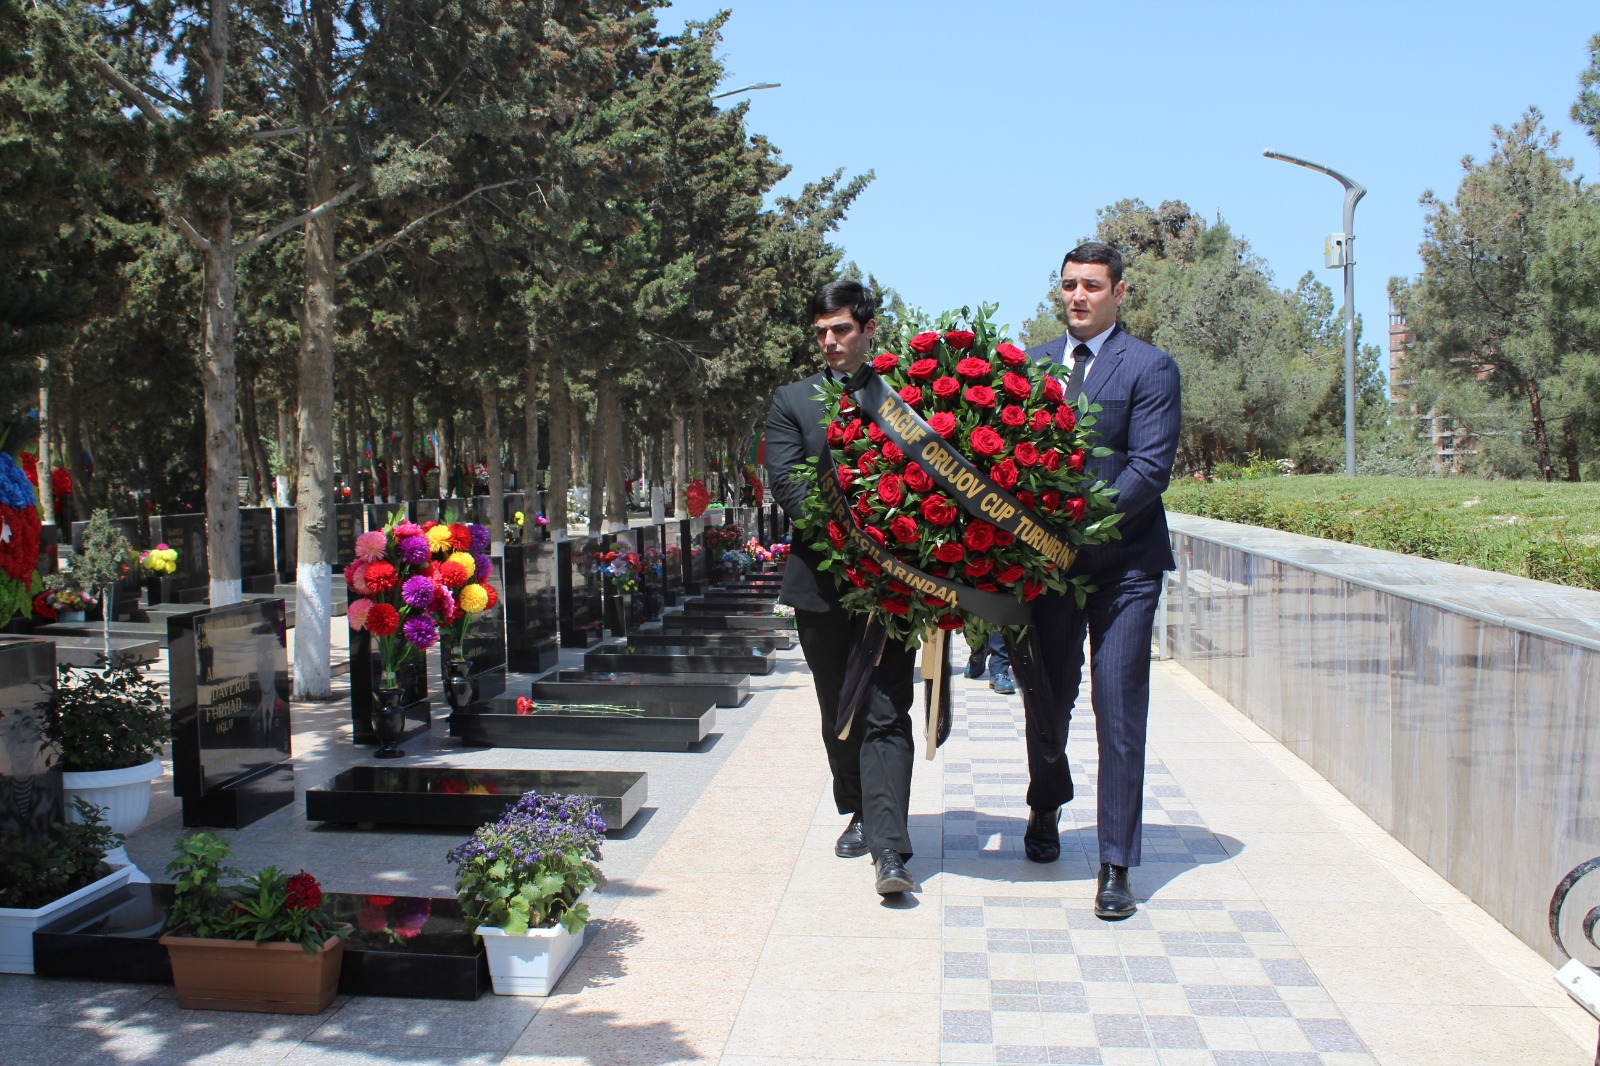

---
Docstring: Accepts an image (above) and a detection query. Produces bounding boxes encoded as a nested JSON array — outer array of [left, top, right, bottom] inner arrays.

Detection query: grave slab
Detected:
[[45, 634, 160, 667], [454, 698, 715, 752], [661, 611, 796, 633], [528, 669, 749, 708], [583, 641, 773, 676], [622, 630, 792, 653], [305, 766, 645, 832]]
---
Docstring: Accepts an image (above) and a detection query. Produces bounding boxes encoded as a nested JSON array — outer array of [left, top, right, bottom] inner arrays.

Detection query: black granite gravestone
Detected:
[[501, 541, 560, 672], [658, 522, 684, 606], [148, 512, 209, 604], [449, 563, 507, 715], [468, 496, 491, 525], [624, 630, 791, 653], [64, 516, 141, 621], [556, 537, 603, 648], [528, 669, 749, 709], [239, 507, 276, 594], [167, 599, 293, 828], [37, 521, 59, 578], [584, 640, 773, 676], [678, 517, 707, 595], [635, 524, 664, 621], [0, 638, 61, 844], [458, 696, 715, 752], [366, 502, 407, 531], [349, 628, 431, 747], [305, 766, 645, 833], [274, 507, 298, 583], [333, 503, 365, 567], [442, 497, 468, 521], [414, 499, 440, 524], [662, 611, 795, 633]]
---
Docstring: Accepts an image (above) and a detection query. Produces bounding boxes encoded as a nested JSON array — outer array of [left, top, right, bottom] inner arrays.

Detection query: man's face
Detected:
[[1059, 262, 1124, 340], [813, 309, 876, 374]]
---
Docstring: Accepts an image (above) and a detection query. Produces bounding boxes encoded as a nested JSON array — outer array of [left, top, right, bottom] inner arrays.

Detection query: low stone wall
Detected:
[[1165, 512, 1600, 963]]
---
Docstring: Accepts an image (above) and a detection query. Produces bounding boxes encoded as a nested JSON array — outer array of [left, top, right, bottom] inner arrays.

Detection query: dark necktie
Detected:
[[1065, 343, 1093, 400]]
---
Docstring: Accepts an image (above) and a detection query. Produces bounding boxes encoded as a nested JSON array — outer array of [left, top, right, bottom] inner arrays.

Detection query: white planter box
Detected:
[[63, 756, 164, 870], [477, 891, 593, 997], [0, 864, 134, 974]]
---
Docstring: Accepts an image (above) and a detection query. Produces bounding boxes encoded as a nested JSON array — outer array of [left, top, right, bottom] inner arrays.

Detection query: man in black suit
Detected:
[[765, 280, 919, 896], [1023, 242, 1182, 920]]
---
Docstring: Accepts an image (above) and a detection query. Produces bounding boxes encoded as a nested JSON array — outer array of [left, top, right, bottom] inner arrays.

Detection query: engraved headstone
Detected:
[[0, 638, 62, 844], [679, 517, 707, 594], [556, 536, 603, 648], [274, 507, 298, 583], [659, 522, 684, 605], [501, 541, 559, 672], [333, 503, 364, 567], [239, 507, 276, 593], [166, 600, 293, 828], [68, 515, 140, 619], [414, 499, 440, 524], [149, 512, 209, 604]]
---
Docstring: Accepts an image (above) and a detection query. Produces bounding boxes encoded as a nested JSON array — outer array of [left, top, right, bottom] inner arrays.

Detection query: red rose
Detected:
[[367, 603, 400, 637], [936, 613, 966, 631], [956, 356, 990, 379], [1041, 448, 1062, 472], [968, 426, 1005, 456], [899, 385, 923, 408], [995, 341, 1027, 367], [889, 514, 919, 543], [964, 385, 996, 408], [845, 566, 869, 589], [841, 418, 864, 445], [1055, 404, 1077, 431], [909, 331, 940, 354], [903, 463, 934, 493], [1064, 496, 1087, 522], [1029, 409, 1052, 432], [877, 474, 905, 506], [1023, 580, 1045, 601], [867, 422, 886, 445], [994, 528, 1015, 546], [1043, 376, 1064, 403], [1000, 405, 1026, 427], [963, 557, 994, 578], [856, 493, 874, 518], [927, 412, 957, 439], [931, 376, 960, 400], [872, 352, 899, 374], [1014, 441, 1039, 467], [933, 542, 965, 564], [994, 563, 1025, 584], [864, 527, 887, 549], [1067, 449, 1085, 472], [908, 358, 938, 381], [887, 578, 913, 596], [1040, 490, 1061, 514], [837, 466, 857, 491], [827, 520, 846, 550], [945, 329, 976, 350], [1015, 491, 1034, 509], [1002, 372, 1032, 400], [839, 395, 856, 413], [920, 494, 958, 526], [857, 450, 879, 474], [826, 421, 845, 446], [921, 594, 948, 609], [363, 561, 398, 593], [882, 597, 911, 616], [990, 459, 1019, 489], [881, 441, 904, 465], [964, 522, 996, 551]]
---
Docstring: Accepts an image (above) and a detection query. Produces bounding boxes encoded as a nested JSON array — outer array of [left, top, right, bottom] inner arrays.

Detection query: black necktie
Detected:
[[1065, 343, 1093, 400]]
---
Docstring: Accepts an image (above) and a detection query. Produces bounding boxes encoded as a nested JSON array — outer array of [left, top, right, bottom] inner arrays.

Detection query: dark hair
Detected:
[[810, 280, 876, 328], [1060, 242, 1124, 285]]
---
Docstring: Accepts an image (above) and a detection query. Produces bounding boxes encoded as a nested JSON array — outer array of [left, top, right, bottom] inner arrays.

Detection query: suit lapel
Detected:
[[1036, 335, 1069, 367], [1084, 326, 1126, 405]]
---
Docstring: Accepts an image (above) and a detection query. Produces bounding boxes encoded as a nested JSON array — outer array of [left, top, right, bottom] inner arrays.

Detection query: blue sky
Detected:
[[664, 1, 1598, 379]]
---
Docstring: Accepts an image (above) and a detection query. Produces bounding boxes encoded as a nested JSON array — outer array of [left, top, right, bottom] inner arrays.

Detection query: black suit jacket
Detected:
[[765, 370, 844, 612], [1028, 325, 1181, 578]]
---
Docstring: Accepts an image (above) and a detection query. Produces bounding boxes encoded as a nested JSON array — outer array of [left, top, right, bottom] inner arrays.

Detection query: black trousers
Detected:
[[795, 606, 918, 858]]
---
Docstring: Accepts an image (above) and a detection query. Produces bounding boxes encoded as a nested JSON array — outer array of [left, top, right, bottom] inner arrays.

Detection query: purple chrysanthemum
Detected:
[[398, 535, 430, 565], [401, 574, 436, 609], [472, 553, 492, 581], [401, 614, 438, 650], [468, 523, 490, 553]]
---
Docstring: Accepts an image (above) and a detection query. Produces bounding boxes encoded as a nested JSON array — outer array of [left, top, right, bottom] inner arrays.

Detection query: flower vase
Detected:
[[372, 686, 407, 759], [443, 655, 478, 714], [608, 592, 631, 639]]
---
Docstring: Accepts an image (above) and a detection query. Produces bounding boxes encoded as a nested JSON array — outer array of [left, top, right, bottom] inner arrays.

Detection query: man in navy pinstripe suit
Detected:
[[1023, 242, 1182, 920]]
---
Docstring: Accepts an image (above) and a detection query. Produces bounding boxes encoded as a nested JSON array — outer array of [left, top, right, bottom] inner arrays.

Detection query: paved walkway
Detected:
[[6, 638, 1596, 1065]]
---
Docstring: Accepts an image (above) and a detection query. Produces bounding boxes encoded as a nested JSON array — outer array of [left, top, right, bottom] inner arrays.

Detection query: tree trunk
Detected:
[[64, 356, 93, 516], [523, 354, 540, 515], [1524, 376, 1554, 482], [400, 396, 416, 503], [673, 408, 688, 515], [276, 396, 295, 506], [200, 235, 243, 606], [37, 354, 55, 527], [481, 379, 504, 556], [240, 364, 270, 507], [1560, 419, 1581, 482], [599, 374, 626, 532], [586, 402, 604, 534], [547, 364, 570, 536], [691, 403, 706, 479]]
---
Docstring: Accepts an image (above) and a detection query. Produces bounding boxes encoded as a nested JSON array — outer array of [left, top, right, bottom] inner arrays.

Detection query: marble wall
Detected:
[[1165, 513, 1600, 964]]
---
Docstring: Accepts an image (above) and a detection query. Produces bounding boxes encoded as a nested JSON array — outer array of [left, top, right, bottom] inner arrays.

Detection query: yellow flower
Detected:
[[448, 551, 476, 578], [458, 583, 489, 613], [514, 511, 524, 526], [425, 525, 453, 553]]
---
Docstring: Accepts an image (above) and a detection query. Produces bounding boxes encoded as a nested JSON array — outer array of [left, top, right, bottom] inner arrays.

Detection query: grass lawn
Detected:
[[1163, 475, 1600, 591]]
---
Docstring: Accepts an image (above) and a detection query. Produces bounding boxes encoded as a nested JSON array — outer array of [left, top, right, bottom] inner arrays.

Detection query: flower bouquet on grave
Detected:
[[138, 543, 179, 577], [790, 303, 1123, 758], [684, 478, 711, 518], [352, 894, 433, 944], [0, 449, 42, 628], [594, 550, 641, 595]]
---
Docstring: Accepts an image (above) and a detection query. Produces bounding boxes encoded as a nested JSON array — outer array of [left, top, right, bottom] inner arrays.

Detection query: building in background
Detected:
[[1388, 298, 1476, 473]]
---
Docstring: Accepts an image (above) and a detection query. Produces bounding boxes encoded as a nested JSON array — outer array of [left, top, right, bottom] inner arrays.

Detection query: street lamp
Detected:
[[1263, 149, 1366, 477], [711, 82, 780, 101]]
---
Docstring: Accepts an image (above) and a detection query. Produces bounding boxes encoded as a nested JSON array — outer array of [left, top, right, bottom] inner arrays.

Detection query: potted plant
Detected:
[[44, 659, 168, 875], [0, 802, 131, 973], [448, 792, 605, 996], [158, 832, 345, 1014]]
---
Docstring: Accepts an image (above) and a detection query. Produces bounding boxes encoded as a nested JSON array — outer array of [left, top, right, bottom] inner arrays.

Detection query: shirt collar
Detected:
[[1067, 323, 1116, 359]]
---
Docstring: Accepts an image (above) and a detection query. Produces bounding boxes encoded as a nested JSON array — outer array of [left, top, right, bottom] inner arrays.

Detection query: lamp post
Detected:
[[711, 82, 780, 101], [1263, 150, 1366, 477]]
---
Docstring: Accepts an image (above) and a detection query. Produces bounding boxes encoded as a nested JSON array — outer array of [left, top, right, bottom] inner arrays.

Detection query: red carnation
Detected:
[[1055, 404, 1077, 431], [1043, 376, 1065, 403], [837, 466, 858, 491], [1029, 409, 1052, 432], [990, 459, 1019, 490], [994, 563, 1025, 584], [908, 358, 938, 381], [1015, 442, 1040, 467], [826, 421, 846, 446], [899, 385, 923, 408], [877, 474, 905, 507], [882, 598, 911, 616], [1041, 449, 1062, 471], [964, 385, 997, 408], [927, 412, 957, 439], [449, 523, 472, 552], [363, 561, 399, 593], [881, 441, 905, 465], [903, 463, 934, 493], [945, 329, 976, 350], [956, 356, 991, 379], [872, 352, 900, 374], [285, 871, 323, 912], [827, 520, 846, 550], [1002, 372, 1032, 400], [1000, 405, 1026, 427], [936, 613, 965, 631], [909, 331, 940, 354], [964, 522, 996, 551], [995, 341, 1027, 367], [963, 557, 994, 578], [367, 603, 400, 636], [931, 376, 960, 400], [920, 494, 958, 527], [1067, 449, 1086, 472], [889, 514, 919, 543], [1064, 496, 1088, 522], [1023, 580, 1046, 601], [968, 426, 1005, 456], [933, 541, 965, 564]]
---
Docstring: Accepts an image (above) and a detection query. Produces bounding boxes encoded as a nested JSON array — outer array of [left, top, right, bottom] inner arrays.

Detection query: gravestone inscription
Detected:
[[333, 503, 364, 567]]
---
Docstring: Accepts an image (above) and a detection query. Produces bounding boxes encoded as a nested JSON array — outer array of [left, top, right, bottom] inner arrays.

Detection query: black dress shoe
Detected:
[[835, 813, 868, 858], [1023, 806, 1061, 863], [873, 848, 913, 895], [1094, 863, 1137, 920]]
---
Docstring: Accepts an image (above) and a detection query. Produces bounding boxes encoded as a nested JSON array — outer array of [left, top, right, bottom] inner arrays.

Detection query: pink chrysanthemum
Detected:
[[354, 530, 389, 563], [346, 598, 374, 631]]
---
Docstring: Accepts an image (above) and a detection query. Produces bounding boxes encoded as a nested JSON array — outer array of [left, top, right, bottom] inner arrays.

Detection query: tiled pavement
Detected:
[[6, 635, 1597, 1065]]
